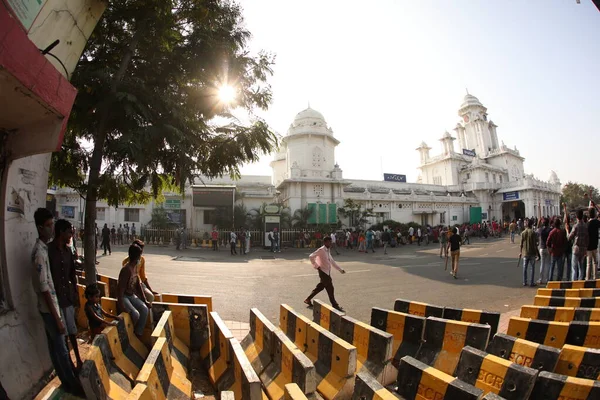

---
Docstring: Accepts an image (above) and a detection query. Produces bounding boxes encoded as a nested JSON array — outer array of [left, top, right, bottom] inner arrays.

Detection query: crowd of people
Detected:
[[31, 208, 156, 396]]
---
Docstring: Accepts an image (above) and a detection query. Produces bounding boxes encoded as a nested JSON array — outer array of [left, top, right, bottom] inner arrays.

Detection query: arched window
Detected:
[[312, 147, 323, 168]]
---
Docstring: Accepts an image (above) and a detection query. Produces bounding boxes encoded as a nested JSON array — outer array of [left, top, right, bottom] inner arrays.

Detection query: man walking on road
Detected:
[[509, 220, 516, 243], [382, 228, 391, 255], [446, 228, 461, 279], [520, 219, 540, 287], [304, 237, 346, 312]]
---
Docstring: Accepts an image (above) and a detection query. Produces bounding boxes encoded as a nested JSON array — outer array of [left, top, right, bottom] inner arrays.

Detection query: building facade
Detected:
[[52, 93, 561, 231]]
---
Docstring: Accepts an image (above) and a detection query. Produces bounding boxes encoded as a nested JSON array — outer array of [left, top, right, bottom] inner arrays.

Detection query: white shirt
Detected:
[[309, 246, 342, 275], [331, 233, 336, 242], [230, 232, 237, 243], [346, 231, 351, 240], [31, 238, 60, 315], [417, 228, 422, 237], [409, 227, 414, 235]]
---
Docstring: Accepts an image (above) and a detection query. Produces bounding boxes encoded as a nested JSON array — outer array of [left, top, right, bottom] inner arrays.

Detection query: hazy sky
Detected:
[[238, 1, 600, 188]]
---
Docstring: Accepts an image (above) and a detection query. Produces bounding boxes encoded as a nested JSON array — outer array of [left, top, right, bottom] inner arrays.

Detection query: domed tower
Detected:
[[456, 93, 499, 157]]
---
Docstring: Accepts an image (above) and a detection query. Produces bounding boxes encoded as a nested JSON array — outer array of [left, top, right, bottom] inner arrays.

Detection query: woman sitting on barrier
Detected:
[[117, 244, 150, 338]]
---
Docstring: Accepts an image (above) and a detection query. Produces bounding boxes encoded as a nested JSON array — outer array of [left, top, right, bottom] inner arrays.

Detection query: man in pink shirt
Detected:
[[304, 236, 346, 311]]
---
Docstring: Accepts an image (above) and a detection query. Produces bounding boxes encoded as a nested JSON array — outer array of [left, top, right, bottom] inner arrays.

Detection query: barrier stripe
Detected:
[[80, 345, 130, 400], [537, 288, 582, 298], [531, 371, 600, 399], [283, 383, 308, 400], [394, 298, 444, 318], [520, 305, 575, 322], [242, 308, 278, 376], [280, 304, 312, 352], [370, 307, 424, 369], [574, 308, 600, 322], [313, 299, 345, 336], [203, 312, 234, 390], [566, 321, 600, 349], [455, 345, 539, 399], [547, 280, 600, 289], [227, 338, 263, 400], [397, 355, 484, 400], [305, 321, 357, 399], [351, 371, 398, 400], [102, 321, 145, 381], [415, 316, 490, 375], [135, 337, 191, 400], [485, 333, 559, 372], [97, 274, 118, 298], [555, 344, 600, 380], [506, 317, 569, 349], [534, 296, 583, 307], [151, 302, 209, 351], [151, 310, 189, 377], [127, 384, 152, 400], [76, 284, 87, 328], [339, 315, 393, 384], [159, 293, 213, 313], [260, 329, 316, 399], [443, 307, 501, 336]]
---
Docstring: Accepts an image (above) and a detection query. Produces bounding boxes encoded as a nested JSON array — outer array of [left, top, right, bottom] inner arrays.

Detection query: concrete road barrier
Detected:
[[339, 315, 393, 385], [284, 384, 308, 400], [151, 302, 209, 351], [394, 298, 444, 318], [304, 321, 357, 399], [506, 317, 569, 349], [159, 293, 213, 313], [530, 371, 600, 399], [126, 384, 151, 400], [220, 391, 235, 400], [396, 355, 484, 400], [454, 345, 539, 400], [225, 338, 264, 400], [97, 274, 118, 298], [573, 308, 600, 322], [80, 340, 133, 400], [537, 288, 582, 298], [101, 315, 149, 381], [242, 308, 278, 376], [280, 304, 312, 352], [313, 299, 345, 336], [578, 289, 600, 298], [520, 305, 576, 323], [554, 344, 600, 380], [533, 295, 583, 307], [485, 333, 559, 372], [202, 311, 235, 390], [370, 307, 425, 369], [151, 310, 189, 377], [351, 371, 398, 400], [260, 329, 317, 400], [546, 280, 600, 289], [135, 337, 192, 400], [566, 321, 600, 349], [415, 316, 490, 375], [442, 307, 501, 336]]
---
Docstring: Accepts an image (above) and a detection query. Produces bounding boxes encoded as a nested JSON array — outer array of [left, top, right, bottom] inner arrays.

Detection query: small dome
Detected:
[[293, 107, 326, 125], [460, 94, 484, 109]]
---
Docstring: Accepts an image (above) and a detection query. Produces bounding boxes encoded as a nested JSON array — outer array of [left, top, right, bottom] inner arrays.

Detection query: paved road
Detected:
[[93, 236, 536, 325]]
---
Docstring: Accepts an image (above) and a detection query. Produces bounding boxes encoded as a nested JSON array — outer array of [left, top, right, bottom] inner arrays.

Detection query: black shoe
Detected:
[[530, 283, 537, 287], [334, 305, 345, 312], [304, 299, 313, 308]]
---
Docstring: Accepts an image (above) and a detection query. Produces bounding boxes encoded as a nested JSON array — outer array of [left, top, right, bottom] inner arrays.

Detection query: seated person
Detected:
[[122, 239, 157, 303], [84, 284, 122, 340], [117, 244, 150, 338]]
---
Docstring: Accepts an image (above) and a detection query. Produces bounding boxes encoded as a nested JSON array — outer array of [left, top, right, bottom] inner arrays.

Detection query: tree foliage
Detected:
[[560, 182, 599, 210], [50, 0, 278, 281], [338, 199, 373, 229], [148, 206, 178, 229], [292, 207, 315, 228]]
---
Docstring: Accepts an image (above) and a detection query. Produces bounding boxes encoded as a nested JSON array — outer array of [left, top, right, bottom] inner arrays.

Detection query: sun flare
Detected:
[[218, 85, 236, 104]]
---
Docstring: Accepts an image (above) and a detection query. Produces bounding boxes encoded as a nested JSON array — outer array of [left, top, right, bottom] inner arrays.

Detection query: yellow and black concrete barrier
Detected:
[[485, 332, 560, 372]]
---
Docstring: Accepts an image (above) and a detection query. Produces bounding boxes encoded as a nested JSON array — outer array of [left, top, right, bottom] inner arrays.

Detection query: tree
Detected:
[[292, 207, 315, 228], [49, 1, 278, 283], [338, 199, 373, 229], [148, 206, 178, 230], [561, 182, 599, 210]]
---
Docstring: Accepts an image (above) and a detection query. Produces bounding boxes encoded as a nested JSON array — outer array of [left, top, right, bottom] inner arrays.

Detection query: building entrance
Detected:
[[502, 200, 525, 222]]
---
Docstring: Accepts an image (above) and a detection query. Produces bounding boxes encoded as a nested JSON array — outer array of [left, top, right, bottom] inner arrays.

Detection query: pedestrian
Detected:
[[31, 208, 83, 395], [520, 219, 540, 287], [509, 220, 516, 243], [268, 230, 274, 252], [439, 226, 448, 258], [122, 240, 157, 304], [417, 227, 422, 246], [382, 228, 391, 255], [366, 229, 375, 253], [586, 207, 599, 280], [230, 230, 238, 255], [330, 232, 340, 255], [408, 226, 414, 244], [84, 284, 121, 340], [131, 223, 137, 240], [537, 218, 551, 285], [304, 237, 346, 311], [181, 227, 187, 250], [211, 227, 219, 251], [358, 231, 366, 252], [101, 223, 111, 255], [117, 244, 149, 339], [117, 224, 124, 245], [124, 223, 130, 241], [547, 219, 567, 281], [238, 228, 246, 255], [48, 219, 83, 371], [568, 209, 588, 281], [111, 224, 116, 245], [273, 228, 280, 252], [446, 228, 461, 279]]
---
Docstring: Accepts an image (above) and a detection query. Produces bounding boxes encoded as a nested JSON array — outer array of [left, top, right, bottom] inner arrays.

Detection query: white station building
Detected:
[[52, 93, 561, 230]]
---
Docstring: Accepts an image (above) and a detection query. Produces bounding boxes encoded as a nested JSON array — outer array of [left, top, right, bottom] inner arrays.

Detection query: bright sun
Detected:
[[218, 85, 236, 104]]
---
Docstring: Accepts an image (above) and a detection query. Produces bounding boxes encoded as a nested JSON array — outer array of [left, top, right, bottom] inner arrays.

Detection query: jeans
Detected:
[[274, 240, 280, 252], [366, 240, 374, 252], [549, 255, 564, 282], [564, 252, 572, 282], [572, 254, 586, 281], [523, 256, 536, 286], [122, 294, 148, 336], [587, 249, 598, 280], [538, 248, 550, 283], [510, 232, 515, 243], [40, 312, 80, 391]]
